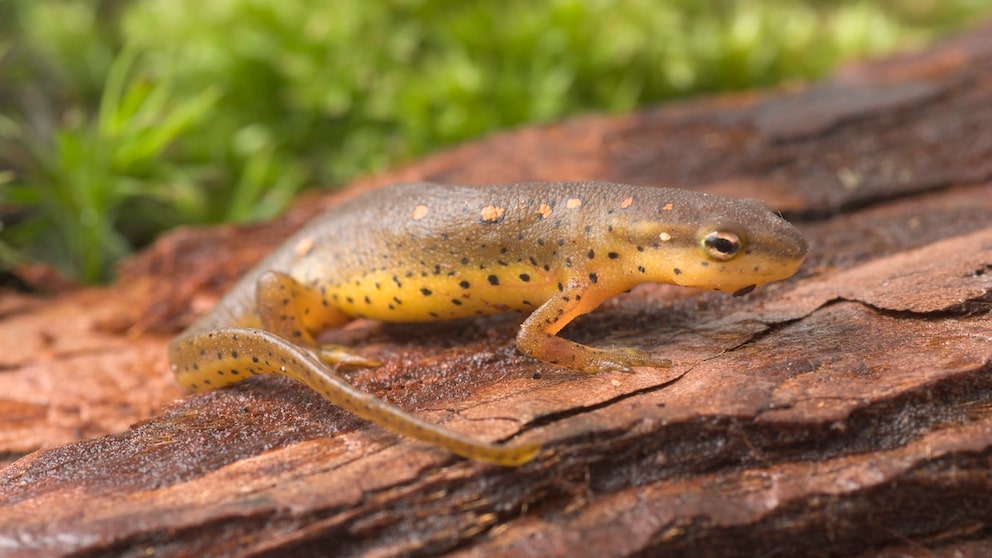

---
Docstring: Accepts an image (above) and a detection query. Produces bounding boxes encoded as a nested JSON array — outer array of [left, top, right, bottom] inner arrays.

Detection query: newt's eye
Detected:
[[701, 230, 742, 261]]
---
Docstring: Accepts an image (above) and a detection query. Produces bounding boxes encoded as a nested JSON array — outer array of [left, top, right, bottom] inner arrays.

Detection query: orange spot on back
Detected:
[[412, 204, 429, 220], [537, 203, 552, 219], [480, 205, 506, 222], [566, 198, 582, 209], [663, 203, 674, 211], [295, 236, 315, 256], [621, 197, 633, 208]]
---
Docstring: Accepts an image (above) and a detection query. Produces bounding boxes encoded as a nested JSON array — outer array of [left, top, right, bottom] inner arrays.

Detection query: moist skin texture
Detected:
[[169, 181, 808, 466]]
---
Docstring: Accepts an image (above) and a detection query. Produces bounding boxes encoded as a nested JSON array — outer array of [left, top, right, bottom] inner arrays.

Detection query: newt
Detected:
[[169, 181, 808, 466]]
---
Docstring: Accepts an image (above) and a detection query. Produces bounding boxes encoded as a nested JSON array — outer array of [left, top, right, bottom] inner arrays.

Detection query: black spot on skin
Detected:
[[519, 273, 530, 282], [638, 266, 646, 273], [557, 282, 564, 291], [733, 284, 757, 297], [587, 249, 595, 259], [216, 352, 222, 360], [459, 280, 471, 289], [252, 356, 259, 363], [700, 261, 710, 267], [200, 349, 206, 356], [537, 239, 545, 246], [608, 252, 619, 259], [421, 287, 433, 296], [452, 299, 463, 306], [529, 256, 538, 266], [543, 264, 551, 271], [461, 257, 470, 265], [488, 275, 500, 286], [674, 268, 682, 275], [393, 296, 403, 305], [557, 239, 565, 247], [589, 273, 598, 284], [292, 330, 302, 338], [429, 312, 440, 318], [364, 295, 372, 304], [346, 296, 354, 303], [374, 282, 381, 289]]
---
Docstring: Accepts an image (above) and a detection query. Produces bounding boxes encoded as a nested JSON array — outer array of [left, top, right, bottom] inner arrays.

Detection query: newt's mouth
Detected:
[[732, 284, 756, 297]]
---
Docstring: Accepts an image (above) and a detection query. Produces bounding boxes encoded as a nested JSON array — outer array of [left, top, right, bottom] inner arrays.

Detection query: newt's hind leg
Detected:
[[256, 271, 380, 367]]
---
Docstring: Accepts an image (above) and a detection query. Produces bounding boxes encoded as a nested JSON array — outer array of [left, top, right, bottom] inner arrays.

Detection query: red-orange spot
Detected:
[[663, 203, 674, 211], [566, 198, 582, 209], [295, 236, 315, 256], [412, 204, 429, 220], [537, 203, 552, 219], [621, 197, 633, 208], [480, 205, 506, 222]]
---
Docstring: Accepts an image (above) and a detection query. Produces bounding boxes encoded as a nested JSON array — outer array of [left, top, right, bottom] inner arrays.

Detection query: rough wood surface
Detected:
[[2, 23, 992, 558]]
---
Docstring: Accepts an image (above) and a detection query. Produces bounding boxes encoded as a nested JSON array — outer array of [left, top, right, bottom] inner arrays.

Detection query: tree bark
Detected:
[[2, 23, 992, 558]]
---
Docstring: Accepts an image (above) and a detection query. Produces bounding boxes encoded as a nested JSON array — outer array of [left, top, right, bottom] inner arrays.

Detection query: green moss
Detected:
[[1, 0, 990, 282]]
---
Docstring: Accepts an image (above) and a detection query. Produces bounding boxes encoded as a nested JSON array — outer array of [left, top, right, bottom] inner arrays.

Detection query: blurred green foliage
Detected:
[[1, 0, 990, 282]]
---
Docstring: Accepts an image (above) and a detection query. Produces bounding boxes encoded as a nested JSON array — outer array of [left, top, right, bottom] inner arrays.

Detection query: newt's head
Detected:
[[623, 192, 808, 294]]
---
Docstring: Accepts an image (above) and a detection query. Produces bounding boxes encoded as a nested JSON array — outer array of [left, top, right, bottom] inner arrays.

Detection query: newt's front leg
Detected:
[[169, 271, 541, 466], [516, 277, 672, 373]]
